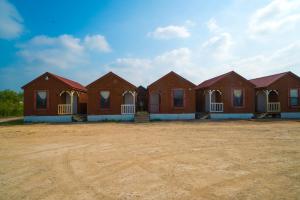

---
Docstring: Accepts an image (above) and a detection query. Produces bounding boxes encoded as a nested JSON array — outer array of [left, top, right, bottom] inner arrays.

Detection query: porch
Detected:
[[121, 90, 136, 115], [205, 90, 224, 112], [256, 89, 280, 113], [57, 90, 80, 115]]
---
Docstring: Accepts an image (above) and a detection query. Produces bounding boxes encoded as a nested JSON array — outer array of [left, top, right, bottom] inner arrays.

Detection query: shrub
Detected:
[[0, 90, 23, 117]]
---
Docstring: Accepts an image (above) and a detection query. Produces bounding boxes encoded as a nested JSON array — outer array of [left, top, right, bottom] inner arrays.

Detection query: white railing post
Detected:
[[58, 104, 72, 115], [210, 103, 224, 112], [267, 102, 280, 113], [121, 104, 135, 115]]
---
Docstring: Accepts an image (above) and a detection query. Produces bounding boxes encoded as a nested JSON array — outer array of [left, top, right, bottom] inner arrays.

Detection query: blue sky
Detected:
[[0, 0, 300, 90]]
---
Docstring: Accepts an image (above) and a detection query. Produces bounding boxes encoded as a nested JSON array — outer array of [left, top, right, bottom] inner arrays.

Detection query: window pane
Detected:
[[233, 89, 243, 107], [290, 97, 299, 106], [173, 89, 184, 107], [36, 91, 47, 109], [290, 89, 298, 98], [100, 91, 110, 108], [290, 89, 299, 106]]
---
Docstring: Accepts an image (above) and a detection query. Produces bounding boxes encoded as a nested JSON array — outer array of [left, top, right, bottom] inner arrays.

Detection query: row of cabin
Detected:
[[22, 70, 300, 122]]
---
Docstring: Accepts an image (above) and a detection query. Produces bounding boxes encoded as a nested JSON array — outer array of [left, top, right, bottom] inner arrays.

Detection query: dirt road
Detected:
[[0, 117, 22, 123], [0, 121, 299, 199]]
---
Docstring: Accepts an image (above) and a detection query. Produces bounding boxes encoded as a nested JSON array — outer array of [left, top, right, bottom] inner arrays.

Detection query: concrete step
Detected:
[[257, 113, 268, 119], [72, 115, 87, 122], [135, 112, 150, 123], [196, 113, 210, 120], [256, 113, 281, 119], [200, 114, 209, 119]]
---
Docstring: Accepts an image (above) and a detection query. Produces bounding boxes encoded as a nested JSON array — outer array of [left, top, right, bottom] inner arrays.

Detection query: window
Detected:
[[233, 89, 244, 107], [100, 91, 110, 109], [36, 91, 47, 109], [173, 89, 184, 108], [290, 89, 299, 106]]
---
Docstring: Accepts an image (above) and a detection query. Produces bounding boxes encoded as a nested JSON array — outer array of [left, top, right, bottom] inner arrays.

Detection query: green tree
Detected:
[[0, 90, 23, 117]]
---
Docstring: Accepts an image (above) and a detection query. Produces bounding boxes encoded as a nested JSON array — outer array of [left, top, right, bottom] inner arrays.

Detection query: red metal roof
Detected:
[[196, 71, 255, 89], [249, 72, 289, 88], [195, 71, 232, 89], [22, 72, 87, 92], [48, 72, 87, 92]]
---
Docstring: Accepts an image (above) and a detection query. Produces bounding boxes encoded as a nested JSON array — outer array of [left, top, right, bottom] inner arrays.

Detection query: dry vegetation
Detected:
[[0, 120, 300, 200]]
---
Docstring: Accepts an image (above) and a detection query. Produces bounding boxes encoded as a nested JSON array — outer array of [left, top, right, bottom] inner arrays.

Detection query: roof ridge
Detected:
[[147, 71, 196, 88], [249, 71, 289, 81], [196, 71, 234, 89], [47, 72, 87, 92], [86, 71, 137, 89], [22, 72, 87, 92], [249, 71, 290, 88]]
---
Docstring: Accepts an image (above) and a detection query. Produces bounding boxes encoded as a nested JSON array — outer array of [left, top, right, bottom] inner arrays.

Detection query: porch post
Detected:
[[133, 91, 136, 105], [133, 91, 136, 113], [70, 91, 74, 115], [208, 90, 212, 112], [265, 90, 269, 112]]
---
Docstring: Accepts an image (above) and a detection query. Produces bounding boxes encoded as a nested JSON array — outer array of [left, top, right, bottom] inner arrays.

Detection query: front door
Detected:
[[150, 93, 160, 113], [256, 91, 266, 113]]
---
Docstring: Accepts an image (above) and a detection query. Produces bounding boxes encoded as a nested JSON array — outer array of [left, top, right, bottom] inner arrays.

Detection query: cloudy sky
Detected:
[[0, 0, 300, 90]]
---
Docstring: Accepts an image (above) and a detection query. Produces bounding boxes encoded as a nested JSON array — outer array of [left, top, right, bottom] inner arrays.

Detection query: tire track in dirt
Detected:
[[60, 145, 114, 200], [30, 154, 70, 200], [2, 159, 59, 200], [2, 144, 94, 200], [87, 146, 198, 182], [187, 171, 275, 200], [81, 142, 142, 184], [87, 147, 198, 199]]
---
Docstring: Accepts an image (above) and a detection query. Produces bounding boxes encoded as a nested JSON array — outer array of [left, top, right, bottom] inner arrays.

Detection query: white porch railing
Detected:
[[210, 102, 224, 112], [267, 102, 280, 113], [121, 104, 135, 114], [58, 104, 72, 115]]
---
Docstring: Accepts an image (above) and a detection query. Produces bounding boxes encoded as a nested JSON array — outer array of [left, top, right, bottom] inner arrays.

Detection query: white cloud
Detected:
[[108, 38, 300, 87], [109, 48, 197, 86], [201, 18, 234, 60], [184, 20, 196, 27], [206, 18, 220, 33], [232, 41, 300, 77], [17, 35, 86, 69], [0, 0, 24, 39], [108, 19, 235, 86], [202, 18, 234, 61], [148, 25, 190, 39], [202, 32, 234, 60], [249, 0, 300, 36], [114, 58, 152, 69], [17, 34, 111, 69], [84, 35, 111, 52], [154, 48, 192, 67]]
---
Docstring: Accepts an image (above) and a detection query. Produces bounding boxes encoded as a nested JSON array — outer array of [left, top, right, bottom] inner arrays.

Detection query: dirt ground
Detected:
[[0, 120, 299, 200]]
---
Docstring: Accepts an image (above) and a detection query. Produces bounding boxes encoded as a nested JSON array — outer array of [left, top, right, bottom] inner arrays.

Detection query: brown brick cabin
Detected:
[[195, 71, 255, 119], [21, 70, 300, 122], [147, 71, 196, 120], [250, 71, 300, 118], [86, 72, 137, 121], [22, 72, 87, 122]]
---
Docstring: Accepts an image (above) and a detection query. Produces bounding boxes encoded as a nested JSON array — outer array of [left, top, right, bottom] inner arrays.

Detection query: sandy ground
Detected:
[[0, 120, 299, 200]]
